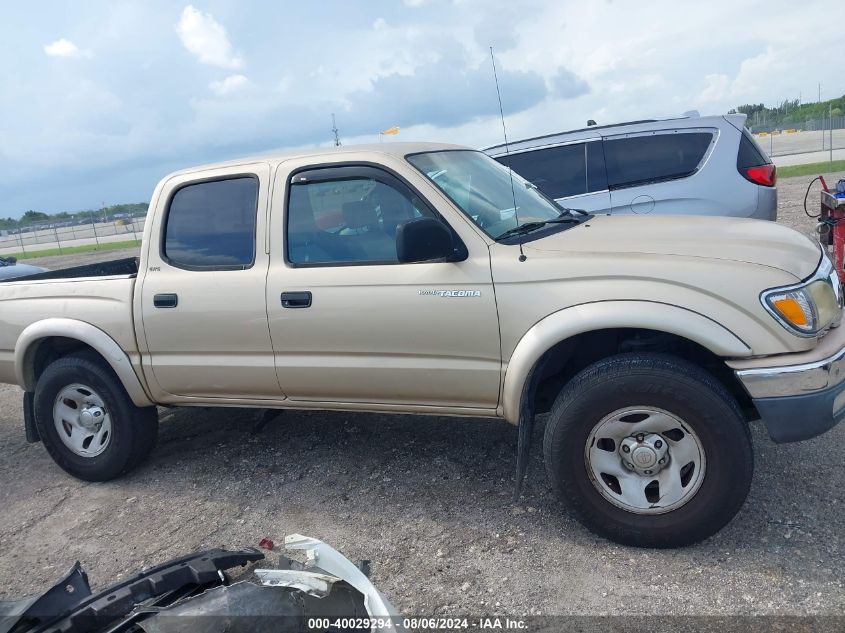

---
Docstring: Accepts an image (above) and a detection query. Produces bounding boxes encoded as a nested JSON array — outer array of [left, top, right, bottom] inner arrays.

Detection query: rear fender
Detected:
[[15, 318, 153, 407]]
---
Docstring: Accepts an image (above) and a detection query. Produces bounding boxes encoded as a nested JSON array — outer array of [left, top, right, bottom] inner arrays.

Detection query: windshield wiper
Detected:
[[558, 206, 589, 216], [496, 216, 580, 241]]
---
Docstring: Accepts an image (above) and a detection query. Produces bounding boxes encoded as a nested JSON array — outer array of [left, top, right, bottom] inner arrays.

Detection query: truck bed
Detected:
[[0, 258, 140, 387], [0, 257, 138, 283]]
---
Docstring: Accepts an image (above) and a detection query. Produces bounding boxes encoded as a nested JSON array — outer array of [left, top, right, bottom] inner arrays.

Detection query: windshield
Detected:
[[406, 150, 564, 240]]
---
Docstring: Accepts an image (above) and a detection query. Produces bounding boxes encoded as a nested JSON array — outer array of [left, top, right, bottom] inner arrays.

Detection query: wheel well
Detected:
[[530, 328, 757, 420], [27, 337, 101, 389]]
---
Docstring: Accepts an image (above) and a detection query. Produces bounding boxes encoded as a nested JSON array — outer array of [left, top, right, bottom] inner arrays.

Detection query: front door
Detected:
[[265, 161, 501, 409]]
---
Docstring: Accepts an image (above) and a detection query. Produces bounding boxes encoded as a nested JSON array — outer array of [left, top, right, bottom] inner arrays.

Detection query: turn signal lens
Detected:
[[763, 250, 842, 337], [771, 297, 809, 326]]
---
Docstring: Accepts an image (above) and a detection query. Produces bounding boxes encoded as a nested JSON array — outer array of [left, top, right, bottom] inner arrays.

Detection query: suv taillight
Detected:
[[744, 163, 776, 187], [737, 129, 776, 187]]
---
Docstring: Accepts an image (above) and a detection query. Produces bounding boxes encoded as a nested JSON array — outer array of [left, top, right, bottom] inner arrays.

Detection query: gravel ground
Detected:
[[777, 169, 845, 238], [1, 173, 844, 618]]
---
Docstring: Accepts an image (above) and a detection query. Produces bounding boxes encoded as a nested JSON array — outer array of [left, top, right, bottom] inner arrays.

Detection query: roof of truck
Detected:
[[166, 142, 468, 177]]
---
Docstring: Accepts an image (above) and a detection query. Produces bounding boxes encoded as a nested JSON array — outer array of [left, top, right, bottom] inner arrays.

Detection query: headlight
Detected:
[[762, 251, 843, 337]]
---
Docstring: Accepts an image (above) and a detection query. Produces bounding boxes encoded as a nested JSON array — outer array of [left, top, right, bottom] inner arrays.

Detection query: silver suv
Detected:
[[484, 113, 777, 221]]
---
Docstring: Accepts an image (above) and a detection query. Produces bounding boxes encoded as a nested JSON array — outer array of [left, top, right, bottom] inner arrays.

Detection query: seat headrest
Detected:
[[288, 186, 318, 232], [342, 201, 379, 229], [377, 187, 412, 222]]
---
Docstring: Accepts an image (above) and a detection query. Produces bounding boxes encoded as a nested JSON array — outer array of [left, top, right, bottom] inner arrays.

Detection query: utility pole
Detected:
[[331, 113, 341, 147], [819, 82, 822, 103]]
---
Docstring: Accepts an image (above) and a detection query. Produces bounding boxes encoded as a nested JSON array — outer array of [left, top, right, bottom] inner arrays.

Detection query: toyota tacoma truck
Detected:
[[1, 143, 842, 548]]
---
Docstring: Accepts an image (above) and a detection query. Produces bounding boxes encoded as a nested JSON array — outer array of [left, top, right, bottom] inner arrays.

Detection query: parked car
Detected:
[[0, 256, 46, 280], [0, 143, 839, 548], [484, 113, 777, 220]]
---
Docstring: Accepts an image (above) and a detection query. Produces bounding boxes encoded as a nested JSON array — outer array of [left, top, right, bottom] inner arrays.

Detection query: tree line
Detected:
[[729, 94, 844, 129]]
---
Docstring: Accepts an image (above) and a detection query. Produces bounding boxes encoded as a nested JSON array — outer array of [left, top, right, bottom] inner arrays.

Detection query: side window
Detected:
[[737, 128, 769, 168], [603, 132, 713, 189], [496, 143, 587, 199], [163, 177, 258, 269], [286, 169, 432, 265]]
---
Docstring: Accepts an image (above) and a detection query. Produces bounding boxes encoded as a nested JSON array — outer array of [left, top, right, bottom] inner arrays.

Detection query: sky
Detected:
[[0, 0, 842, 216]]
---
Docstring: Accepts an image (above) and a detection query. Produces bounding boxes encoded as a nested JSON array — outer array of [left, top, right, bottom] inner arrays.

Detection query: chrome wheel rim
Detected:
[[52, 383, 112, 458], [584, 407, 706, 515]]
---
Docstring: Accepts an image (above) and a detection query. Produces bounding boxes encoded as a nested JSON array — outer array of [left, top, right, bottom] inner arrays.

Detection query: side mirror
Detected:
[[5, 256, 16, 265], [396, 217, 455, 263]]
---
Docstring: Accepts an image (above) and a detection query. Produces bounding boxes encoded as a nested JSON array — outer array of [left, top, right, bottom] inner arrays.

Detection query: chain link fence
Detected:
[[0, 212, 147, 256], [750, 116, 845, 158]]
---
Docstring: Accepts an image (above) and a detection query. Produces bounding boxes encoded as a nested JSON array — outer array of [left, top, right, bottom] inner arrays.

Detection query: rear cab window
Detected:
[[603, 131, 714, 189]]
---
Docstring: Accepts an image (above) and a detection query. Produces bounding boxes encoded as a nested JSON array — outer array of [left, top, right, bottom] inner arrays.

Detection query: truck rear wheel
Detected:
[[34, 351, 158, 481], [543, 352, 752, 548]]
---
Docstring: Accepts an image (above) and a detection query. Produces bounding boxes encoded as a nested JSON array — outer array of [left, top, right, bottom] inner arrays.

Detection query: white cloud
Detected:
[[43, 38, 88, 58], [697, 73, 731, 103], [176, 5, 243, 69], [209, 74, 249, 96]]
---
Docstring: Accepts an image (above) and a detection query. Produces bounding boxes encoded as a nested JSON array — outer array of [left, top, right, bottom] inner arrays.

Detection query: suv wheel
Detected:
[[34, 351, 158, 481], [543, 352, 753, 548]]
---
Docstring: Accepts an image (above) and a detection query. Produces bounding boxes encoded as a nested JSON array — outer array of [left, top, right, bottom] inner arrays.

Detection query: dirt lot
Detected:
[[1, 172, 844, 617]]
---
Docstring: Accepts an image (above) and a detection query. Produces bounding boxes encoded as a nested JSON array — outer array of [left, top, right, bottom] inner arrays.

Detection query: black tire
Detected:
[[543, 352, 753, 548], [34, 351, 158, 481]]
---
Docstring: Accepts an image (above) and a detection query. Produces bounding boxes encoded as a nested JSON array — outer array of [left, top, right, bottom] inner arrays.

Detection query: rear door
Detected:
[[493, 139, 611, 214], [605, 130, 716, 215], [138, 163, 281, 400]]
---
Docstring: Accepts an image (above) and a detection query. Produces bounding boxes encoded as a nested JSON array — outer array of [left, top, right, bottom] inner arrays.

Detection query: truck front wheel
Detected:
[[543, 353, 752, 548], [33, 351, 158, 481]]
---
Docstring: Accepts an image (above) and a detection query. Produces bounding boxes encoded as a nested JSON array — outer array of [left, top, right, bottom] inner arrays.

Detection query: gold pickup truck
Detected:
[[1, 143, 842, 548]]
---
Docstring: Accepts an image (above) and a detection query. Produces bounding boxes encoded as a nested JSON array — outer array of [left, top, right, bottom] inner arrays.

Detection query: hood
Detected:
[[527, 214, 821, 281]]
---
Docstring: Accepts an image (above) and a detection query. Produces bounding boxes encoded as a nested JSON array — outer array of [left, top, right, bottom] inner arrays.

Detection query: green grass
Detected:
[[7, 239, 141, 261], [778, 160, 845, 179]]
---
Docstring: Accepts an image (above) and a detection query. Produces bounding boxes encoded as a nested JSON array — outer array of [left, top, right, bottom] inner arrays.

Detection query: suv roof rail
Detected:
[[484, 117, 680, 152]]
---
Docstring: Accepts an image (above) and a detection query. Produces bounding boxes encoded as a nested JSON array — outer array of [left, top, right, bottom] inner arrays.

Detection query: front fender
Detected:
[[15, 318, 154, 407], [500, 301, 751, 424]]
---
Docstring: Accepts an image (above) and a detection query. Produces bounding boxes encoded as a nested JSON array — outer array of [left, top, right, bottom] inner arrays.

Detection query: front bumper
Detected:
[[733, 330, 845, 442]]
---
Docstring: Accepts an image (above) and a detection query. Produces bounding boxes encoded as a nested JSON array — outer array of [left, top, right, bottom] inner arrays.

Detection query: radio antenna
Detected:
[[331, 113, 341, 147], [490, 46, 525, 262]]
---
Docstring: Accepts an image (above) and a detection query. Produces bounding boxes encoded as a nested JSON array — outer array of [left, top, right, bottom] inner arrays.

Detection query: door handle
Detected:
[[153, 293, 178, 308], [281, 291, 312, 309]]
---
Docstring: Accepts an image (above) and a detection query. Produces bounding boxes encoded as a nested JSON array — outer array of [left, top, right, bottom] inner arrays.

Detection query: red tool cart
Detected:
[[817, 177, 845, 283]]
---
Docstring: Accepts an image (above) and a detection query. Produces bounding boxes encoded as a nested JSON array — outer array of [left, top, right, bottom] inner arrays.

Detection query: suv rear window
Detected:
[[737, 128, 770, 169], [603, 132, 713, 189], [164, 176, 258, 269]]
